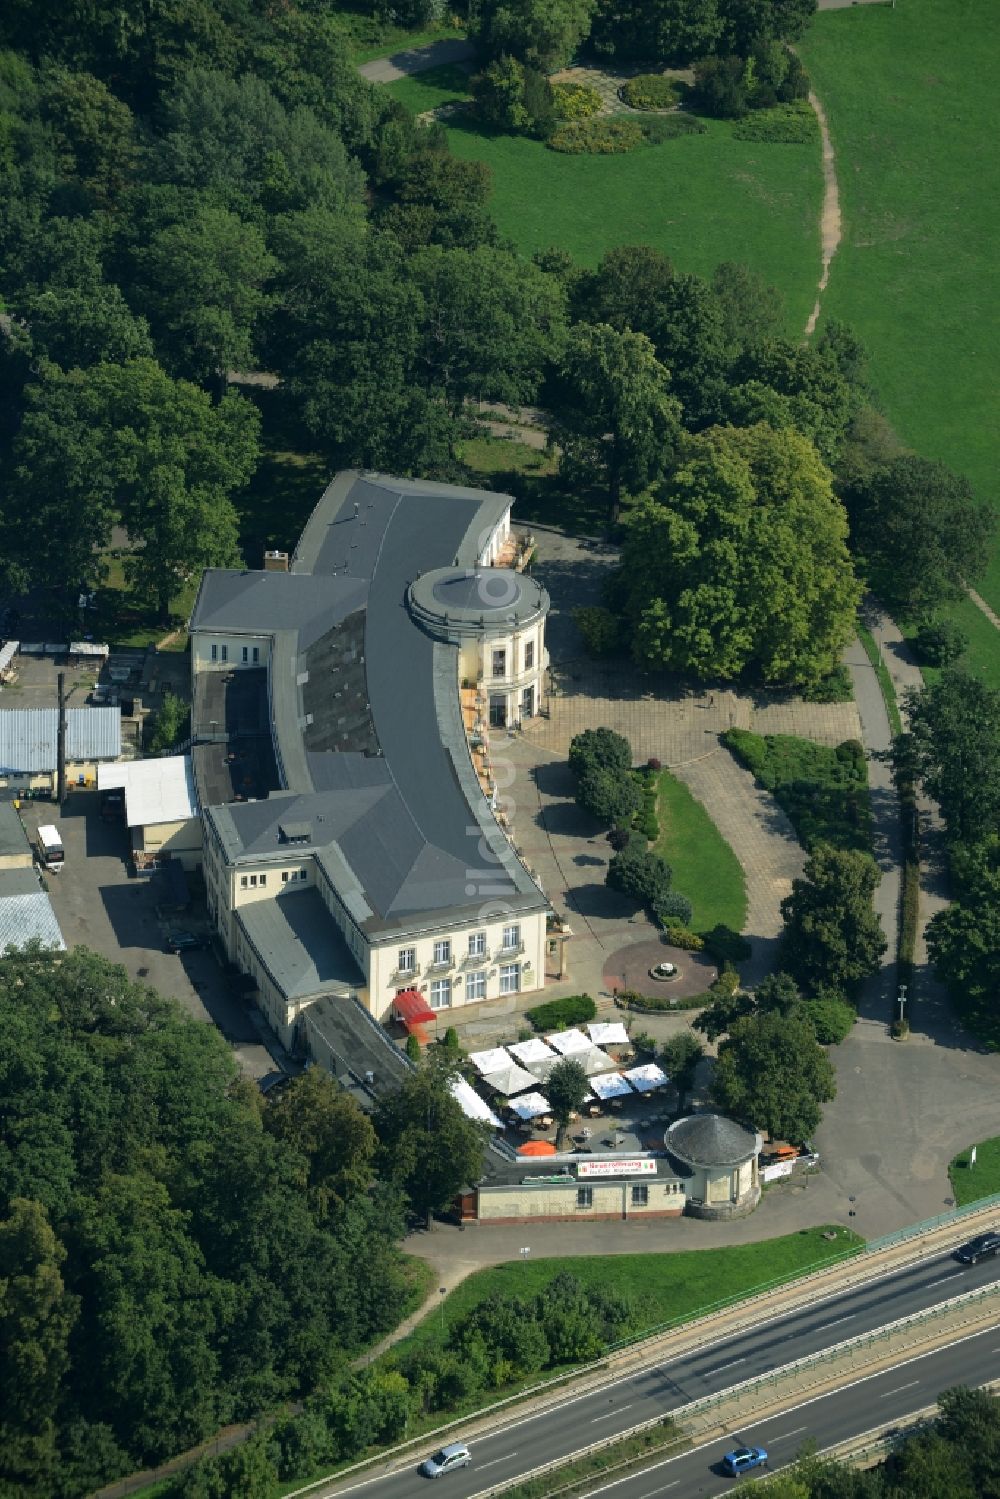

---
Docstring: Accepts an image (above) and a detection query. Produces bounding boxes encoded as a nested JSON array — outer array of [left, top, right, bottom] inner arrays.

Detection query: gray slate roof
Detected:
[[196, 471, 548, 937], [0, 803, 31, 860], [665, 1113, 759, 1169], [0, 707, 121, 771], [236, 887, 365, 1001]]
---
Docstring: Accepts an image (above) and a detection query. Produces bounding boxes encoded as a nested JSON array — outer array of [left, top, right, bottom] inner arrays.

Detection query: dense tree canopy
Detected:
[[780, 844, 887, 993], [374, 1055, 490, 1228], [0, 948, 411, 1498], [893, 670, 1000, 848], [616, 423, 860, 684], [712, 1010, 836, 1142], [471, 0, 597, 70]]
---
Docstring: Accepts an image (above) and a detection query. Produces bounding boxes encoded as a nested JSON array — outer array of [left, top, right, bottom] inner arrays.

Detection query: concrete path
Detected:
[[357, 37, 474, 83]]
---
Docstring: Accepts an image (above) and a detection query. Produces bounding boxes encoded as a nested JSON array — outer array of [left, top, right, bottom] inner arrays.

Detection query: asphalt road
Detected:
[[338, 1246, 1000, 1499]]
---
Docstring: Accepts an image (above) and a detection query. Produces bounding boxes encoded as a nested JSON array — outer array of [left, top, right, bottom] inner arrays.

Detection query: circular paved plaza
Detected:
[[603, 939, 718, 1001]]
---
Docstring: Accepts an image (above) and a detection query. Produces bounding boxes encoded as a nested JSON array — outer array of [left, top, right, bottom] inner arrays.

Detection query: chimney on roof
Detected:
[[264, 550, 289, 572]]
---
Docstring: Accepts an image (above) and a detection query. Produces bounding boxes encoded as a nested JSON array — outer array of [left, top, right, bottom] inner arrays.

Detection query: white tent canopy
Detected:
[[508, 1037, 556, 1066], [575, 1046, 615, 1076], [547, 1028, 591, 1055], [623, 1062, 669, 1092], [481, 1061, 539, 1096], [448, 1076, 502, 1128], [509, 1091, 551, 1120], [590, 1071, 634, 1101], [469, 1047, 511, 1076], [588, 1021, 630, 1047]]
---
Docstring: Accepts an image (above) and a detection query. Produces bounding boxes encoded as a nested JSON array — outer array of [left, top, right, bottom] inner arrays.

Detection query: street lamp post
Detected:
[[519, 1246, 531, 1266], [897, 983, 908, 1025]]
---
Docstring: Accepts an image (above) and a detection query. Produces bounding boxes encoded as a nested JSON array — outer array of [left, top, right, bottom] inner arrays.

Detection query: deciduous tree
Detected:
[[546, 1059, 590, 1146], [712, 1011, 835, 1142], [893, 671, 1000, 848], [374, 1057, 490, 1229], [780, 845, 886, 993]]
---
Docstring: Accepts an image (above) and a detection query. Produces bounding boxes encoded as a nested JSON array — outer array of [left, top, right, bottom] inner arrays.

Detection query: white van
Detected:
[[36, 823, 65, 871]]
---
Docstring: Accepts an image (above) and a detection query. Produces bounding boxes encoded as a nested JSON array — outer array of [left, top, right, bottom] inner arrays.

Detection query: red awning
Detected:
[[393, 988, 436, 1028]]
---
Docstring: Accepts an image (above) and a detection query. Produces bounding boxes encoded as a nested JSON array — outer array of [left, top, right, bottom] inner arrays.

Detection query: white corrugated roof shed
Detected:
[[98, 755, 198, 827], [0, 707, 120, 771], [0, 891, 66, 952]]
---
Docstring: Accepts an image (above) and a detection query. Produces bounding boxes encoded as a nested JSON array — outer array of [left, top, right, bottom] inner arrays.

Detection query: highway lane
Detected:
[[585, 1321, 1000, 1497], [335, 1244, 1000, 1499]]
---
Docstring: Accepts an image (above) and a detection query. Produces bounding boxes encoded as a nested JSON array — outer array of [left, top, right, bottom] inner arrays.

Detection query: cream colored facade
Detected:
[[134, 815, 202, 868], [368, 909, 547, 1021], [191, 633, 271, 673], [458, 617, 548, 730], [474, 1176, 686, 1224]]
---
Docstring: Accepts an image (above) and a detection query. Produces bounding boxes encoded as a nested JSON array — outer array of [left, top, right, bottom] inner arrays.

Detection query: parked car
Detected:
[[166, 931, 205, 953], [722, 1445, 768, 1476], [420, 1443, 471, 1478], [954, 1230, 1000, 1265]]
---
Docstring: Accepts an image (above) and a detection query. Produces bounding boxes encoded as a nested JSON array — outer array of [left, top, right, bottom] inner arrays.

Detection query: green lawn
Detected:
[[800, 1, 1000, 676], [384, 1227, 863, 1370], [723, 729, 871, 854], [437, 115, 821, 333], [655, 769, 747, 934], [386, 62, 472, 117], [949, 1138, 1000, 1208]]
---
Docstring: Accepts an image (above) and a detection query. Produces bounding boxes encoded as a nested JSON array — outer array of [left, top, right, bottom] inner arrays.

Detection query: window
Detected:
[[430, 979, 452, 1009], [252, 646, 260, 664], [397, 947, 416, 973], [576, 1187, 593, 1208], [521, 685, 534, 719], [221, 644, 228, 662], [282, 871, 289, 883], [211, 643, 218, 662], [466, 971, 486, 1001], [242, 646, 249, 663], [468, 931, 486, 957], [492, 648, 506, 678], [501, 923, 520, 952], [524, 640, 535, 671], [298, 868, 307, 881], [499, 963, 520, 995], [248, 874, 257, 888], [631, 1185, 649, 1207], [433, 939, 451, 965], [240, 875, 248, 888], [259, 874, 266, 887]]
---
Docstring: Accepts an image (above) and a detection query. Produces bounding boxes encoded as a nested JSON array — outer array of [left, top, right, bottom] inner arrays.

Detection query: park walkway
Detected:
[[357, 36, 473, 83]]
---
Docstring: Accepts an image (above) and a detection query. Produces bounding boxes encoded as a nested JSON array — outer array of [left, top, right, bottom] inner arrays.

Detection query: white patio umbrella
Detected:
[[481, 1061, 539, 1096], [508, 1037, 556, 1066], [574, 1045, 615, 1076], [587, 1022, 630, 1046], [469, 1047, 512, 1076], [623, 1062, 669, 1092], [546, 1028, 590, 1056], [508, 1091, 551, 1121], [589, 1071, 635, 1101]]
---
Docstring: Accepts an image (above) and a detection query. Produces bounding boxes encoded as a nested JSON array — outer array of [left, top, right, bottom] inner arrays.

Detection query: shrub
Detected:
[[620, 73, 681, 111], [660, 923, 705, 951], [607, 826, 632, 851], [639, 114, 705, 142], [915, 618, 968, 667], [549, 116, 644, 154], [472, 55, 530, 132], [721, 727, 769, 780], [801, 993, 856, 1045], [733, 100, 818, 143], [647, 757, 662, 772], [569, 727, 632, 779], [573, 605, 622, 657], [577, 765, 642, 827], [526, 993, 597, 1031], [405, 1033, 421, 1063], [607, 837, 672, 909], [615, 988, 709, 1013], [802, 664, 853, 703], [522, 65, 558, 136], [835, 739, 866, 775], [552, 80, 603, 120], [655, 890, 693, 926], [442, 1025, 461, 1053], [692, 54, 749, 118]]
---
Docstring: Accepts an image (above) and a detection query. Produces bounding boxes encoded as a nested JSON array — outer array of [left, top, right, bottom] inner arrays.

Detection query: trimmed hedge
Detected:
[[549, 117, 644, 154], [660, 923, 705, 951], [620, 73, 681, 111], [614, 988, 709, 1013], [732, 100, 818, 143], [639, 113, 705, 142], [527, 993, 597, 1031]]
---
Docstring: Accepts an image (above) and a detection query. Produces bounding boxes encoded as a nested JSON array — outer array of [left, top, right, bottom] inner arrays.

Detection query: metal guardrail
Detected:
[[866, 1189, 1000, 1253]]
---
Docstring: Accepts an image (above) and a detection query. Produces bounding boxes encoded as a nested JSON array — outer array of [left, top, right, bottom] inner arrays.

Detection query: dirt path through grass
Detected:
[[803, 85, 841, 338]]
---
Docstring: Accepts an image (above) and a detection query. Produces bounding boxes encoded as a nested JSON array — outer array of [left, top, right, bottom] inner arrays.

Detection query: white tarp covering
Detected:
[[99, 754, 198, 827], [623, 1062, 669, 1092], [589, 1071, 634, 1101], [587, 1022, 630, 1046], [509, 1091, 550, 1120], [469, 1047, 512, 1076], [547, 1027, 591, 1055], [575, 1046, 615, 1076], [449, 1076, 502, 1129], [0, 642, 18, 675], [481, 1061, 539, 1096], [508, 1037, 555, 1066]]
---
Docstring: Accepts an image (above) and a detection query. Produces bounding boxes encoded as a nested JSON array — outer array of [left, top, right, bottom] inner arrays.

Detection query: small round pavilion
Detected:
[[664, 1114, 761, 1220]]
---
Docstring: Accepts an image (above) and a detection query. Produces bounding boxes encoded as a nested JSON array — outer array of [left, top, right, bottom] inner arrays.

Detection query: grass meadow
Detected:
[[801, 0, 1000, 679], [655, 770, 747, 934]]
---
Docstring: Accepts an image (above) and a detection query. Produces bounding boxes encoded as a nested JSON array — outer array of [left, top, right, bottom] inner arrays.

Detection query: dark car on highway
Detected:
[[954, 1230, 1000, 1264]]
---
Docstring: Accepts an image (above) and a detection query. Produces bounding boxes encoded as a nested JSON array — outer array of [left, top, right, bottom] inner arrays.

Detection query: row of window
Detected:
[[576, 1183, 683, 1208], [398, 925, 520, 973], [239, 868, 307, 889], [491, 641, 535, 679], [209, 642, 261, 664], [425, 963, 521, 1009]]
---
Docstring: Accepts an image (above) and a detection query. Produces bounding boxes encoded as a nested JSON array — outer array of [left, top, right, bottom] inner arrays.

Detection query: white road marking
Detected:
[[770, 1426, 808, 1442], [924, 1274, 961, 1288], [711, 1357, 747, 1372], [475, 1456, 516, 1471], [637, 1482, 679, 1496], [825, 1314, 857, 1328], [880, 1380, 920, 1398], [591, 1406, 632, 1422]]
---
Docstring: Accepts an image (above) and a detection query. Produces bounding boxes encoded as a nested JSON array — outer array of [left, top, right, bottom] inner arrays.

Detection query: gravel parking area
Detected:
[[17, 793, 277, 1079]]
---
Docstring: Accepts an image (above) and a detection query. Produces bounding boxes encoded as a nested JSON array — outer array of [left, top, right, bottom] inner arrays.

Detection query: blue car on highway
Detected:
[[722, 1445, 768, 1476]]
